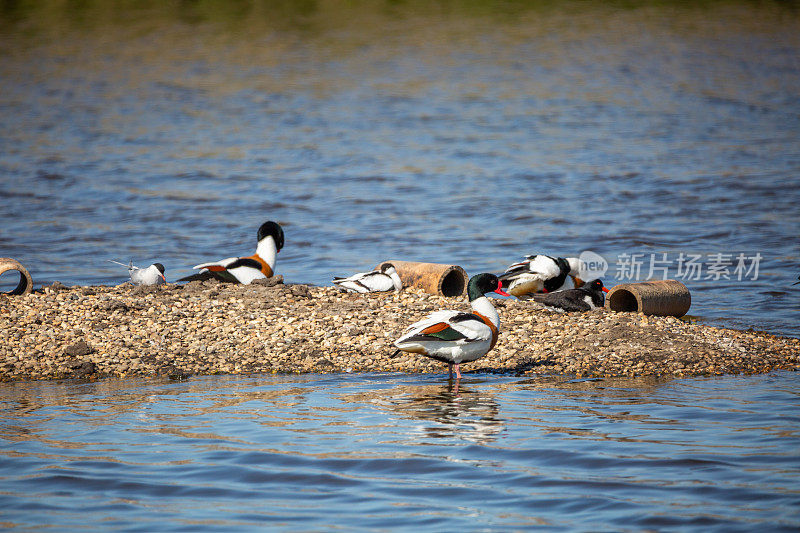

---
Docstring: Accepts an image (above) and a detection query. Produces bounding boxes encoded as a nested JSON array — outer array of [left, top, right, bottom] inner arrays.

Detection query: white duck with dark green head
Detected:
[[392, 273, 510, 379]]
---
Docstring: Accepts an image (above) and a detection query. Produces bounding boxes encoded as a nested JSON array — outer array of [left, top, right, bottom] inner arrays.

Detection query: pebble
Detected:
[[0, 281, 798, 381]]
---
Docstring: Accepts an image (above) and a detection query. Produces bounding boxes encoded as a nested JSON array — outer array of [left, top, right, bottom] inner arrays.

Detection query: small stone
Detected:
[[168, 369, 192, 381], [103, 300, 129, 313], [251, 275, 284, 287], [288, 284, 311, 298], [72, 361, 97, 378], [131, 285, 159, 296], [64, 340, 92, 357]]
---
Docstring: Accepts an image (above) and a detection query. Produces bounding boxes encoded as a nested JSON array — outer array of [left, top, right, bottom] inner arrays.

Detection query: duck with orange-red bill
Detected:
[[532, 278, 609, 312], [392, 273, 510, 379]]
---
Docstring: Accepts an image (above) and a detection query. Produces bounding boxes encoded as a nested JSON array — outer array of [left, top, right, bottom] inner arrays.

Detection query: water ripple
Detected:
[[1, 372, 798, 530]]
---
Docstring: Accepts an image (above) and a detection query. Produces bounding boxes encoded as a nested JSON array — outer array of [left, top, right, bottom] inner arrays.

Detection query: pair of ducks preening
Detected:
[[113, 221, 608, 379]]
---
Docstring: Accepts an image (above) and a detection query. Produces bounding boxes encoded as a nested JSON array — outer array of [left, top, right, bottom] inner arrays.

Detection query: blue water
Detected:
[[0, 2, 798, 336], [1, 3, 800, 529], [1, 371, 799, 531]]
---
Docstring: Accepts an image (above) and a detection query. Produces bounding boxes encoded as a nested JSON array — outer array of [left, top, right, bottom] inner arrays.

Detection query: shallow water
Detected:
[[1, 371, 799, 531], [0, 1, 798, 336]]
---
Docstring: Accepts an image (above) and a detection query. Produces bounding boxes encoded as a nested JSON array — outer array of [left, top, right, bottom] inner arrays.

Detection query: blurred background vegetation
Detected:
[[2, 0, 797, 35]]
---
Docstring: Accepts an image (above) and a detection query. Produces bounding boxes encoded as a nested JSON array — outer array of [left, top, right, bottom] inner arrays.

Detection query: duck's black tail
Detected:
[[176, 271, 219, 283]]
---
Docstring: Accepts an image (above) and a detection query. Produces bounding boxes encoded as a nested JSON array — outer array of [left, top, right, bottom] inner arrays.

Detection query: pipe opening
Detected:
[[608, 289, 639, 312], [440, 269, 466, 297], [0, 269, 27, 295]]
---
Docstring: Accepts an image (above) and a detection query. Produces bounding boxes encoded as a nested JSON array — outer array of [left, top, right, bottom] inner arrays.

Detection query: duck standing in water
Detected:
[[392, 273, 510, 379]]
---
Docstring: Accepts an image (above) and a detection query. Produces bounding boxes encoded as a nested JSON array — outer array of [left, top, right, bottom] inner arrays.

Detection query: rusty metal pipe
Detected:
[[0, 257, 33, 296], [377, 260, 468, 297], [605, 279, 691, 317]]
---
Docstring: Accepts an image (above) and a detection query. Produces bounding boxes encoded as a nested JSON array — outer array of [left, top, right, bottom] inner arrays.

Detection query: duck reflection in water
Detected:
[[393, 379, 504, 444]]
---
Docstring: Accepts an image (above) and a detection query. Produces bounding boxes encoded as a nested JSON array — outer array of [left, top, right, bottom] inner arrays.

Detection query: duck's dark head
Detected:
[[380, 263, 398, 275], [586, 279, 609, 293], [257, 221, 284, 251], [468, 273, 511, 301]]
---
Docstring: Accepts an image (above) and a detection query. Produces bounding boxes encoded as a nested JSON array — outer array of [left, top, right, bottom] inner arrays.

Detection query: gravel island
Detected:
[[1, 279, 798, 382]]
